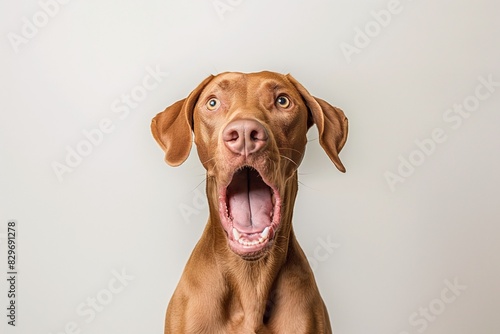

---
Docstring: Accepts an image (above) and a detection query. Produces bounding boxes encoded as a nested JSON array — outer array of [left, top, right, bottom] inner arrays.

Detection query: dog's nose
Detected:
[[223, 119, 268, 156]]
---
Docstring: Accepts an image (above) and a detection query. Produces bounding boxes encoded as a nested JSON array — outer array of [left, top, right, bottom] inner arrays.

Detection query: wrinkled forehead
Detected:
[[200, 72, 299, 98]]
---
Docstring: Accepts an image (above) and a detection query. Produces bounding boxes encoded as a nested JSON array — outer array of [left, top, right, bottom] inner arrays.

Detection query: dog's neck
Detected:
[[204, 172, 300, 326]]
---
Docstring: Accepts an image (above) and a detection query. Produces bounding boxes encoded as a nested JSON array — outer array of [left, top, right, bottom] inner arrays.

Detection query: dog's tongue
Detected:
[[227, 168, 272, 232]]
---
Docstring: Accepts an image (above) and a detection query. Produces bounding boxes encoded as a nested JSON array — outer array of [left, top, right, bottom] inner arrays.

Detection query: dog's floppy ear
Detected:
[[151, 75, 214, 166], [286, 74, 348, 173]]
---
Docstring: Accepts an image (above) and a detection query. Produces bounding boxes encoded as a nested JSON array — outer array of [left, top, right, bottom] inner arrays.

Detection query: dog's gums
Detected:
[[219, 166, 281, 259]]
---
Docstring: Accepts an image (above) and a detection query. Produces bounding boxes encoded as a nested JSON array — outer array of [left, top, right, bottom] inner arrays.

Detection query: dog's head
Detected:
[[152, 71, 348, 260]]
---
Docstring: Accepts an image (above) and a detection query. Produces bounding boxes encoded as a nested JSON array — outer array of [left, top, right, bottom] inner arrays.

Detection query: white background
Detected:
[[1, 0, 499, 333]]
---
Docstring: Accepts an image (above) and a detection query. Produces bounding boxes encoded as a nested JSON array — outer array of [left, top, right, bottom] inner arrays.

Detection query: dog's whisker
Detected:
[[280, 155, 299, 168], [272, 235, 288, 255], [212, 161, 220, 174], [277, 147, 304, 156], [189, 177, 206, 193], [297, 180, 321, 192], [201, 156, 217, 165]]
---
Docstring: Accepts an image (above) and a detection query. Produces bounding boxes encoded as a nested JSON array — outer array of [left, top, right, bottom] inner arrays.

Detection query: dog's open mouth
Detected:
[[219, 166, 281, 259]]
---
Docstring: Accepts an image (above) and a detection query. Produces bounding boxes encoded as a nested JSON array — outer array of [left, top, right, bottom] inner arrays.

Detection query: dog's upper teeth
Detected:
[[261, 227, 270, 239], [232, 228, 242, 241]]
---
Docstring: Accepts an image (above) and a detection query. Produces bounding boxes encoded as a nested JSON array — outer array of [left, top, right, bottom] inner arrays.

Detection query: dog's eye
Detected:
[[276, 96, 290, 108], [206, 98, 220, 111]]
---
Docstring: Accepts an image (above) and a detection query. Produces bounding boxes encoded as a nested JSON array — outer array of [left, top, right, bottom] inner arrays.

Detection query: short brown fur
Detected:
[[152, 71, 348, 333]]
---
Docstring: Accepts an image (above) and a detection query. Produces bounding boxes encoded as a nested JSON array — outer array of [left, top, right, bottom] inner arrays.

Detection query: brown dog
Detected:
[[151, 71, 348, 333]]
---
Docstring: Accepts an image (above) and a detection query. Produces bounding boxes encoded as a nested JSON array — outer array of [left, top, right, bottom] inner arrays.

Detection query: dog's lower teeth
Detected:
[[232, 228, 241, 241], [232, 227, 272, 247], [237, 237, 264, 246], [261, 227, 270, 239]]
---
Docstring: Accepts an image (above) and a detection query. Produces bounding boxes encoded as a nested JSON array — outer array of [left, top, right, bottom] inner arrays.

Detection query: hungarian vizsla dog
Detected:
[[151, 71, 348, 333]]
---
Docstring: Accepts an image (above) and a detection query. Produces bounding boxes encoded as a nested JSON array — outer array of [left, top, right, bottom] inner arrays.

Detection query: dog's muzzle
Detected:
[[218, 119, 281, 260]]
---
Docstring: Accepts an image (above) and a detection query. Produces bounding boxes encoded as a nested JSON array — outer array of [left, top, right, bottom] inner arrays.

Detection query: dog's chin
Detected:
[[218, 166, 281, 261]]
